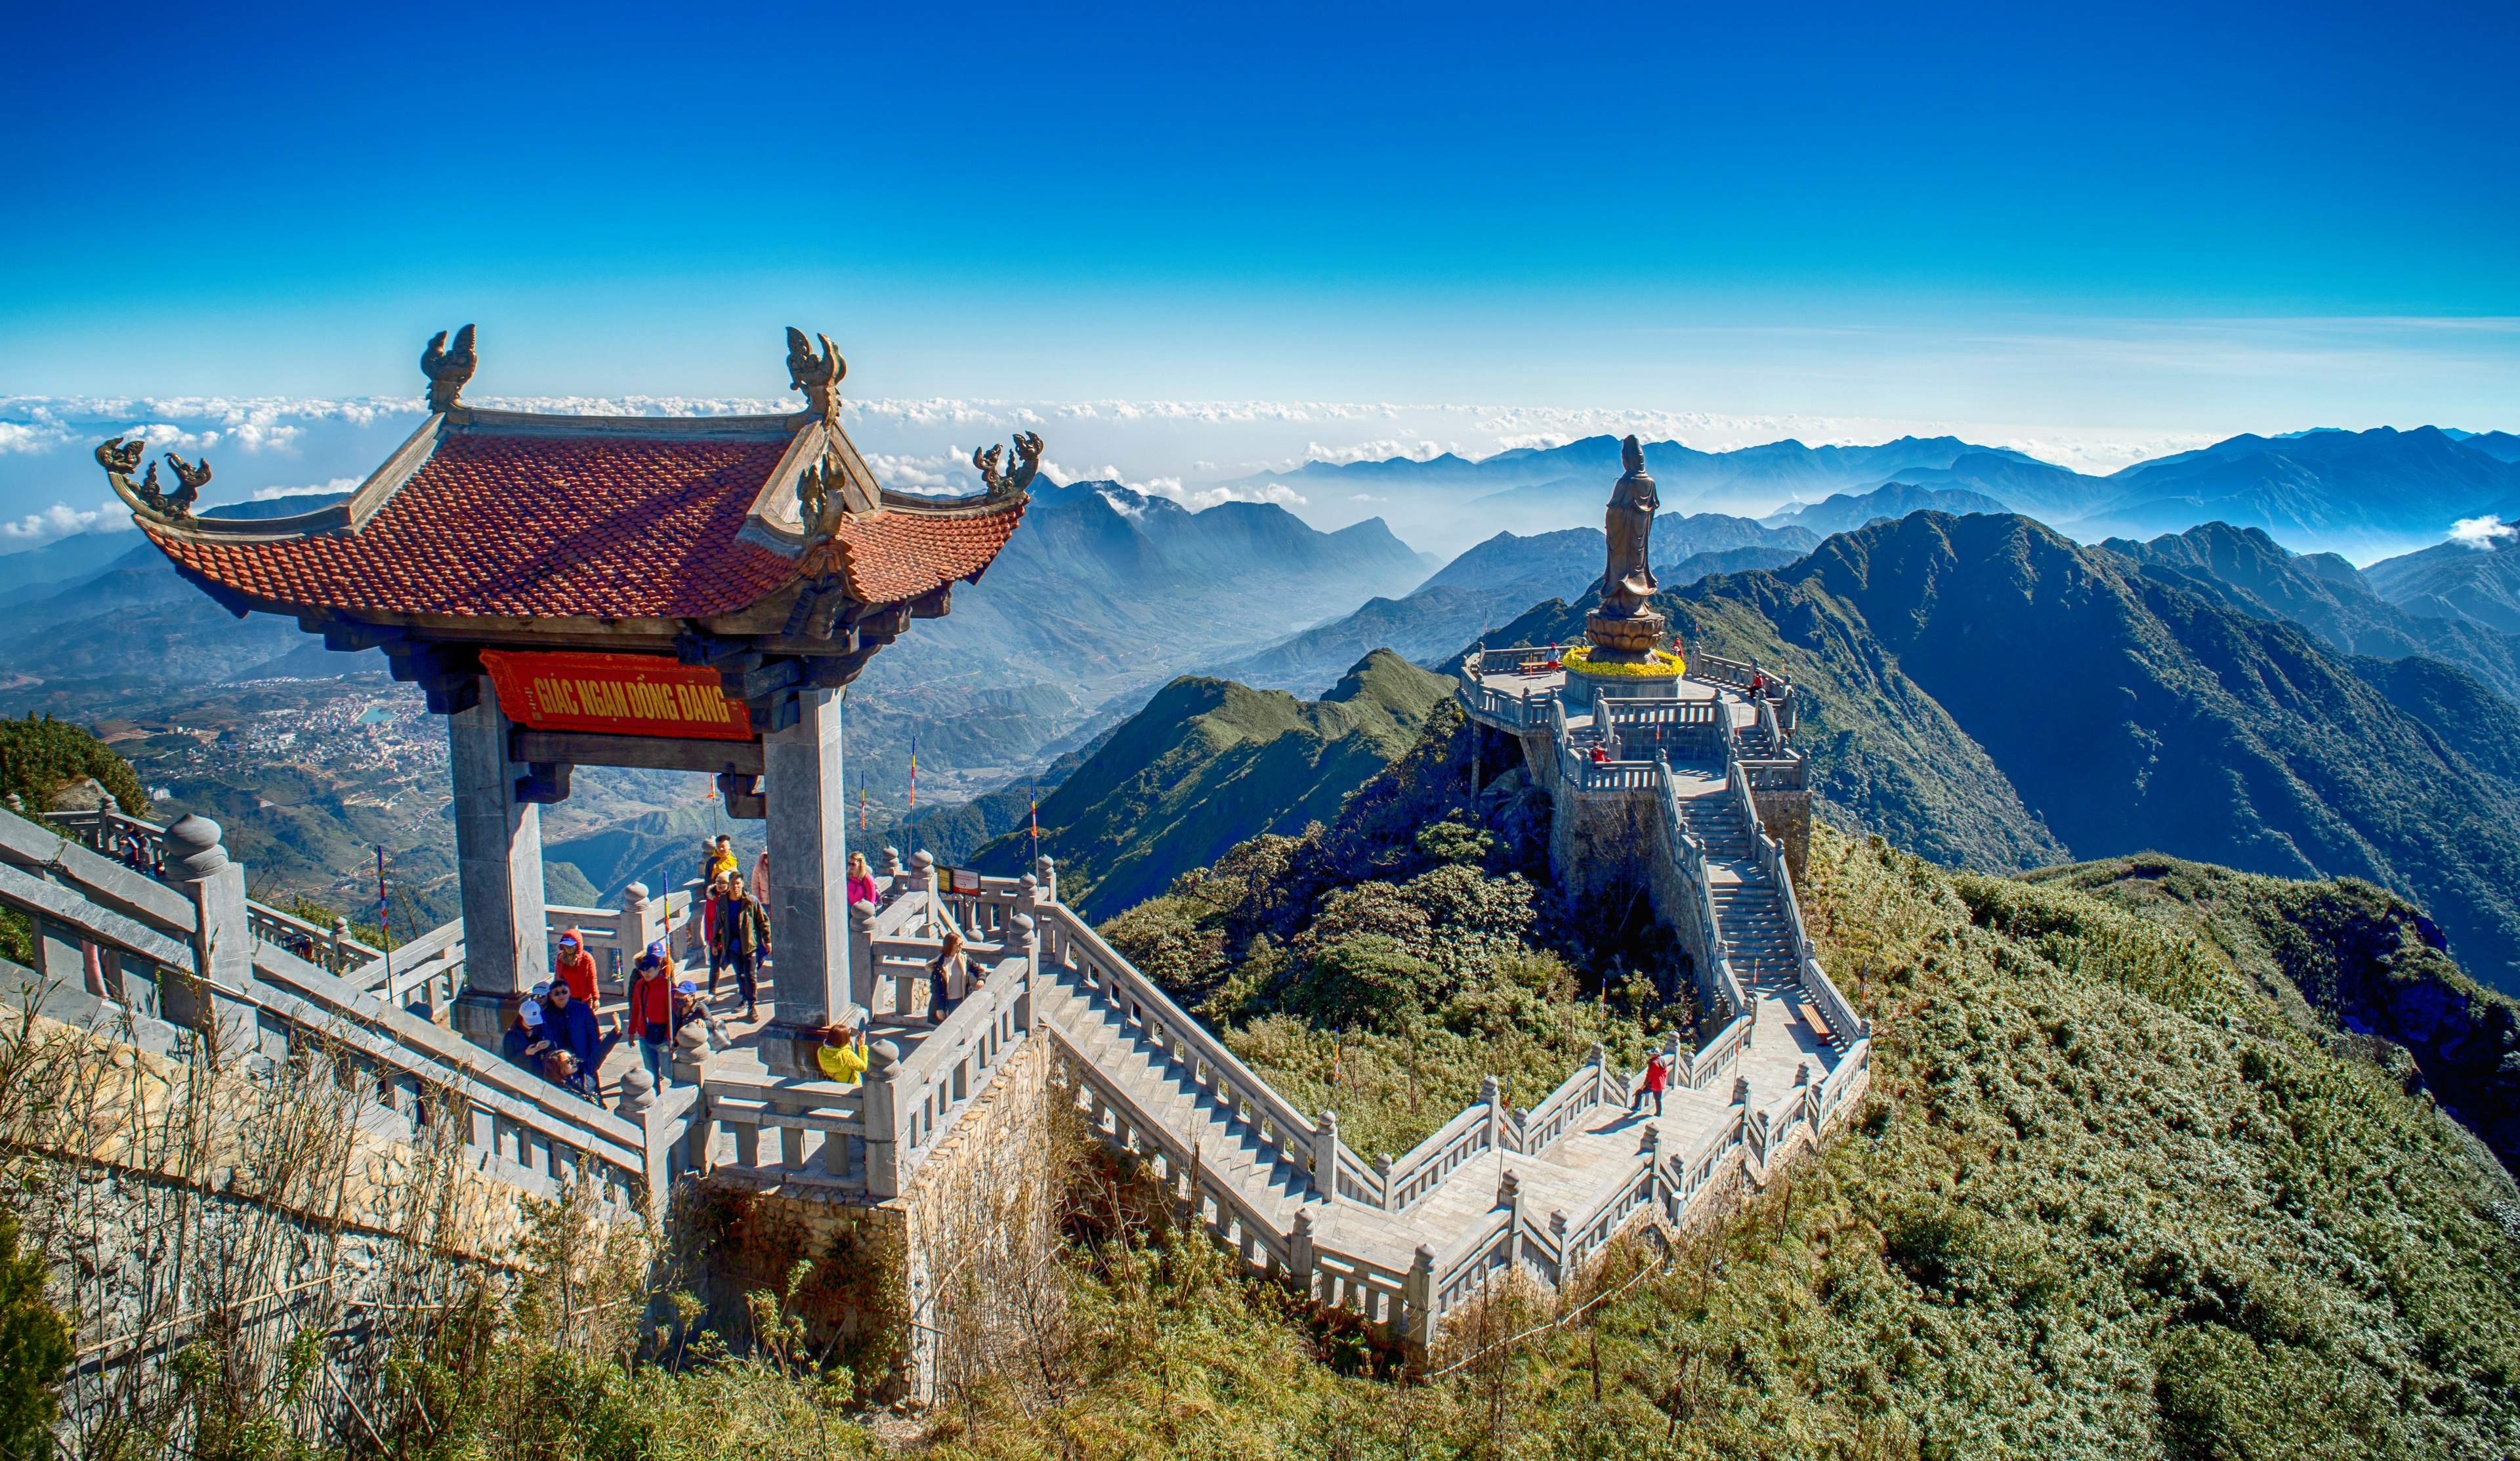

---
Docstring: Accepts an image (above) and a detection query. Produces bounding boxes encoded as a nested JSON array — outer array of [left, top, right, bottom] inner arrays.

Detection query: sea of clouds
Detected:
[[0, 391, 2220, 558]]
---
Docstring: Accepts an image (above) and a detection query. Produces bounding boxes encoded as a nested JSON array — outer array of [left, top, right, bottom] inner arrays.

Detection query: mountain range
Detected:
[[1218, 513, 1817, 696], [1253, 425, 2520, 564], [1481, 511, 2520, 992]]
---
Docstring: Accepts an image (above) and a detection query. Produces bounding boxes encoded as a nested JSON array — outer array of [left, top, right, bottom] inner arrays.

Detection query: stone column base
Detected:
[[451, 987, 524, 1054]]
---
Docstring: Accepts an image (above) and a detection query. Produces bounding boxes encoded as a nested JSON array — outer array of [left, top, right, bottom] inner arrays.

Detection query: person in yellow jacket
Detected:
[[816, 1017, 870, 1084]]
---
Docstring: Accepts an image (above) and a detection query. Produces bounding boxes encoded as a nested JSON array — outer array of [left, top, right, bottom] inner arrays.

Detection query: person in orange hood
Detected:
[[554, 929, 599, 1004]]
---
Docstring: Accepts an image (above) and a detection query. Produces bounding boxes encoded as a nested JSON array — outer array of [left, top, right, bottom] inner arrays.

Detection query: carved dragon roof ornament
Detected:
[[973, 432, 1043, 502], [421, 325, 477, 412], [786, 327, 845, 427], [95, 436, 211, 522]]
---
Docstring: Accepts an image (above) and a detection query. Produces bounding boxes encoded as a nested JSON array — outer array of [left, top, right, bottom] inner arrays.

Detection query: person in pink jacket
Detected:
[[845, 851, 878, 908]]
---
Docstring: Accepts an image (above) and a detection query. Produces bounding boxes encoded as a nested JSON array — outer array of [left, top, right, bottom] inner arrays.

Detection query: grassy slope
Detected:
[[971, 650, 1453, 918], [2021, 850, 2520, 1175], [923, 824, 2520, 1460]]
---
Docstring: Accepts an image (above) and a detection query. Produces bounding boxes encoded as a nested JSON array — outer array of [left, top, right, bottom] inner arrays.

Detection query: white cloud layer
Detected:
[[3, 501, 131, 543], [2450, 515, 2517, 548]]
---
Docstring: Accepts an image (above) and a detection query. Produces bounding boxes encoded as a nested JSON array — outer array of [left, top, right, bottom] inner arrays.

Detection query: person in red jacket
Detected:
[[1629, 1049, 1671, 1118], [627, 942, 677, 1090], [553, 929, 598, 1004]]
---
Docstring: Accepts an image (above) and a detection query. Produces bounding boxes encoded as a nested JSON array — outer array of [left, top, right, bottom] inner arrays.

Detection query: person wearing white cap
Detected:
[[502, 998, 552, 1069]]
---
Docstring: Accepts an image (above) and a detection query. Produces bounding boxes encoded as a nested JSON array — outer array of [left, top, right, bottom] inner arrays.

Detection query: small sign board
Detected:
[[480, 650, 753, 741], [951, 868, 981, 894]]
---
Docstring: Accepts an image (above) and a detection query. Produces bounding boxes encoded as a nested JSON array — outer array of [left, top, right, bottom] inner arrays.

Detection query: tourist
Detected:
[[1591, 743, 1609, 764], [845, 851, 877, 908], [817, 1018, 871, 1084], [543, 981, 616, 1096], [694, 837, 721, 891], [928, 930, 971, 1024], [503, 1000, 553, 1069], [713, 873, 769, 1021], [540, 1048, 595, 1101], [749, 849, 775, 963], [627, 941, 676, 1090], [709, 834, 739, 883], [553, 928, 598, 1004], [702, 874, 728, 990], [1630, 1049, 1671, 1118]]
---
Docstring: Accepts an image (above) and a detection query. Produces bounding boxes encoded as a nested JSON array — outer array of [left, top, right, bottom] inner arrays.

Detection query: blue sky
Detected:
[[2, 1, 2514, 444]]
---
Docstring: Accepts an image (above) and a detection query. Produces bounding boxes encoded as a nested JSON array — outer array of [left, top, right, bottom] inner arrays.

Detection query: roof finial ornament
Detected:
[[95, 436, 210, 521], [785, 327, 847, 425], [971, 432, 1042, 502], [421, 325, 477, 412]]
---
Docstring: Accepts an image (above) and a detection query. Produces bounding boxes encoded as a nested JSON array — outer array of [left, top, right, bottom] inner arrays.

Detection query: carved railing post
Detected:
[[863, 1039, 904, 1198], [329, 916, 348, 976], [1009, 913, 1037, 1030], [1312, 1109, 1342, 1204], [163, 814, 251, 1052], [1402, 1244, 1435, 1354], [1481, 1074, 1504, 1154], [1289, 1207, 1318, 1298], [1374, 1153, 1394, 1212], [1035, 854, 1057, 906]]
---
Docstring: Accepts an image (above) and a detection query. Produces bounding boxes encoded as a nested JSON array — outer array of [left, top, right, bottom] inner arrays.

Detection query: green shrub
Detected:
[[0, 1211, 70, 1461], [0, 713, 149, 817]]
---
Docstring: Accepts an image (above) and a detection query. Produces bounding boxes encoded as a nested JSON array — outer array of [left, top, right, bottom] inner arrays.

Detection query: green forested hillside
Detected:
[[969, 650, 1454, 917], [1481, 511, 2520, 992], [908, 824, 2520, 1460]]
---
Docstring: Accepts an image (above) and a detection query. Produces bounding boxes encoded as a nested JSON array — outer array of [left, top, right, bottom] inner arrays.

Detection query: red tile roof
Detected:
[[142, 425, 1027, 622], [835, 500, 1026, 604]]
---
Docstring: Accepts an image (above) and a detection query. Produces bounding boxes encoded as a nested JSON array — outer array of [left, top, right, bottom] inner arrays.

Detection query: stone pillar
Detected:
[[864, 1038, 904, 1198], [448, 678, 545, 1050], [761, 689, 849, 1076], [1288, 1208, 1318, 1298], [1312, 1109, 1342, 1205], [163, 813, 253, 1053]]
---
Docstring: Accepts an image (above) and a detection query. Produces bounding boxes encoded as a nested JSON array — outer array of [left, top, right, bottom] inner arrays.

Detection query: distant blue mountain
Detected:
[[1769, 482, 2010, 536]]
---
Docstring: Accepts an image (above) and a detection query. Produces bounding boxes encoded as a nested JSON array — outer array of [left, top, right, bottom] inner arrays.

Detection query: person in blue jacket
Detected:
[[541, 981, 618, 1099], [502, 1000, 553, 1069]]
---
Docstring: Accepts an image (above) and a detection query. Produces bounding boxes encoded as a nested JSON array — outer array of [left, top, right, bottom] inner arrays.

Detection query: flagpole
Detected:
[[374, 844, 391, 995]]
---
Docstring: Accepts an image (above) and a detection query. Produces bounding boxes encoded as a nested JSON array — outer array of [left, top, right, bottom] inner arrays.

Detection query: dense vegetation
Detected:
[[0, 713, 148, 817], [1099, 701, 1686, 1156], [2021, 851, 2520, 1174], [876, 822, 2520, 1458]]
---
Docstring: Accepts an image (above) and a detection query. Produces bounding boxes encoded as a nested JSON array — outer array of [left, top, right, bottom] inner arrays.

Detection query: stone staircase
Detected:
[[1034, 962, 1321, 1229], [1677, 788, 1796, 986]]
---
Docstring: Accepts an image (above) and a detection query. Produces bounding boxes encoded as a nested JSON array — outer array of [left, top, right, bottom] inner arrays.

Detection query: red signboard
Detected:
[[479, 650, 753, 740]]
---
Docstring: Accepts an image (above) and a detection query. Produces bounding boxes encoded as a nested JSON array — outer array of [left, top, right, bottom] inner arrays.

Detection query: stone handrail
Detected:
[[1666, 1106, 1746, 1225], [696, 1070, 867, 1181], [1037, 901, 1326, 1180], [1044, 1018, 1302, 1273], [866, 946, 1033, 1195], [1731, 762, 1869, 1044], [1376, 1098, 1496, 1211], [3, 808, 658, 1213], [1684, 1012, 1753, 1088], [1736, 757, 1807, 792], [1513, 1051, 1611, 1153]]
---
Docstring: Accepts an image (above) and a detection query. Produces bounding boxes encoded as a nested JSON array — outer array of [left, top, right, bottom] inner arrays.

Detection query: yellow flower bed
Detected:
[[1563, 644, 1686, 677]]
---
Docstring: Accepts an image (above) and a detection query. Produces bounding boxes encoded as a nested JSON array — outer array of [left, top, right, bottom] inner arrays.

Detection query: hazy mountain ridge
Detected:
[[1222, 514, 1818, 696], [2363, 526, 2520, 636], [2104, 521, 2520, 704]]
